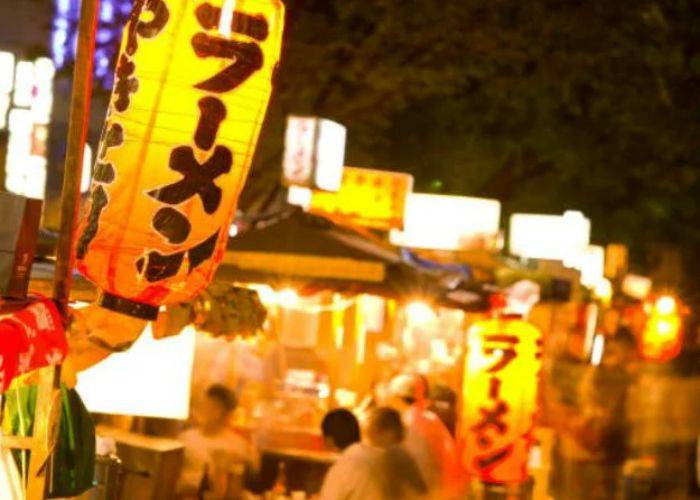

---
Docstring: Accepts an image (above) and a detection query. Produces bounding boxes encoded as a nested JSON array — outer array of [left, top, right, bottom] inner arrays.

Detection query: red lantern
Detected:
[[461, 317, 542, 484], [76, 0, 284, 319]]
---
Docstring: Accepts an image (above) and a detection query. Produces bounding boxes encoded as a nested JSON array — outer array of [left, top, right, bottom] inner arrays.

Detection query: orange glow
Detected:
[[76, 0, 284, 310], [306, 167, 413, 230], [641, 296, 683, 362], [461, 318, 542, 484]]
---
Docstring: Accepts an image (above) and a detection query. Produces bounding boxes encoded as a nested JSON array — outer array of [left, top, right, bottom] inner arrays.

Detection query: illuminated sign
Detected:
[[76, 0, 285, 315], [282, 115, 346, 191], [390, 193, 501, 250], [3, 56, 55, 200], [290, 167, 413, 230], [462, 318, 542, 484], [509, 211, 590, 262]]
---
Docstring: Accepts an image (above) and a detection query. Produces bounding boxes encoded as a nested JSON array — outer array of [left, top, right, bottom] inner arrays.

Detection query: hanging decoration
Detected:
[[461, 317, 542, 484], [0, 297, 68, 392], [76, 0, 285, 319]]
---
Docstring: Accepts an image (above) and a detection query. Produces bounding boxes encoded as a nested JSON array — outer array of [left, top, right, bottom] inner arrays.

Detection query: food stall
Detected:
[[208, 205, 490, 493]]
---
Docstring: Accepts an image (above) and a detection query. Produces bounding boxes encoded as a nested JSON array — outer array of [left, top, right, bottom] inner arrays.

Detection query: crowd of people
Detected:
[[320, 372, 463, 500], [174, 373, 464, 499]]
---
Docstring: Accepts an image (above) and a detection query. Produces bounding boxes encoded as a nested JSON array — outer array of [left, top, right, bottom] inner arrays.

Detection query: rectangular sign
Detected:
[[299, 167, 413, 230], [282, 115, 346, 191], [390, 193, 501, 250]]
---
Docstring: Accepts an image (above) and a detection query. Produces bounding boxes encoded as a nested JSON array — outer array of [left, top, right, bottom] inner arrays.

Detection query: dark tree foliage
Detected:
[[243, 0, 700, 288]]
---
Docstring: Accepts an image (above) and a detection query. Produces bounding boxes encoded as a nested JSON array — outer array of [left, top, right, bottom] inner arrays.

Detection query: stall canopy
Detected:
[[219, 207, 488, 310]]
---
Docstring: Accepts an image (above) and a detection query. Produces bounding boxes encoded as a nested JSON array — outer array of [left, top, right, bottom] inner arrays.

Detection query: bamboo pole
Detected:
[[53, 0, 100, 309], [24, 0, 100, 498]]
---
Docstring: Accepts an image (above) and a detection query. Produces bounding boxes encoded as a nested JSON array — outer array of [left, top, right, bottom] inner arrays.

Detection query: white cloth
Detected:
[[319, 443, 384, 500], [177, 427, 258, 492]]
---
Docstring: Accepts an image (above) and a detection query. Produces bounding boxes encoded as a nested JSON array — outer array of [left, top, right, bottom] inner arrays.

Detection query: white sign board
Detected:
[[570, 245, 605, 288], [390, 193, 501, 250], [76, 325, 196, 420], [282, 116, 346, 191], [509, 211, 590, 262]]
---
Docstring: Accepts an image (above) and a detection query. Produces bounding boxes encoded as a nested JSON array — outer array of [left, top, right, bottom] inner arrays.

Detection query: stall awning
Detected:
[[219, 208, 489, 310]]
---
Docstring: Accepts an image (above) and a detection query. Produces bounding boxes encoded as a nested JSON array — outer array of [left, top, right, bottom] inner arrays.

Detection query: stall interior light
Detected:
[[405, 300, 437, 325], [246, 283, 276, 305], [622, 274, 652, 300], [332, 293, 344, 349], [334, 388, 357, 407], [430, 338, 451, 364], [277, 288, 300, 308], [590, 333, 605, 366], [655, 295, 676, 315], [593, 277, 613, 303]]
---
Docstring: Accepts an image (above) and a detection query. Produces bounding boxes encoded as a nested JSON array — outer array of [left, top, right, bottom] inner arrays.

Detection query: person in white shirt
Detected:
[[365, 406, 428, 500], [177, 385, 259, 499], [319, 408, 384, 500]]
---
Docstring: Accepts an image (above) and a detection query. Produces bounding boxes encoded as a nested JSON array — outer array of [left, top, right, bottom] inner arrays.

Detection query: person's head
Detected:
[[201, 384, 237, 431], [321, 409, 361, 451], [366, 407, 405, 448]]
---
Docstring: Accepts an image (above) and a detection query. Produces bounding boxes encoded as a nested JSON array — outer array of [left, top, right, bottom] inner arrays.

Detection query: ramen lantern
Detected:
[[462, 317, 542, 484], [76, 0, 285, 319]]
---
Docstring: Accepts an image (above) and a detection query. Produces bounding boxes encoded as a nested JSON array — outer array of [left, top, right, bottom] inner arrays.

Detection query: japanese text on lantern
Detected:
[[462, 319, 542, 484], [77, 0, 284, 312]]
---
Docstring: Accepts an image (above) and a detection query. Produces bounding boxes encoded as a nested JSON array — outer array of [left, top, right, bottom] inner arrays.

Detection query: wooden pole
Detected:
[[53, 0, 100, 310], [24, 0, 100, 498]]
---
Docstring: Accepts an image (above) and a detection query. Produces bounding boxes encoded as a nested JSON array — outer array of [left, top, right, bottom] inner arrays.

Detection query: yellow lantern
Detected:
[[76, 0, 284, 319], [641, 295, 683, 362], [461, 317, 542, 484]]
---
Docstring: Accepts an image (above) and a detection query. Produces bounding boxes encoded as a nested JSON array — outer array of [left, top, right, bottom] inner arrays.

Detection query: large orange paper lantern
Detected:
[[76, 0, 284, 319], [461, 317, 542, 484], [640, 295, 683, 362]]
